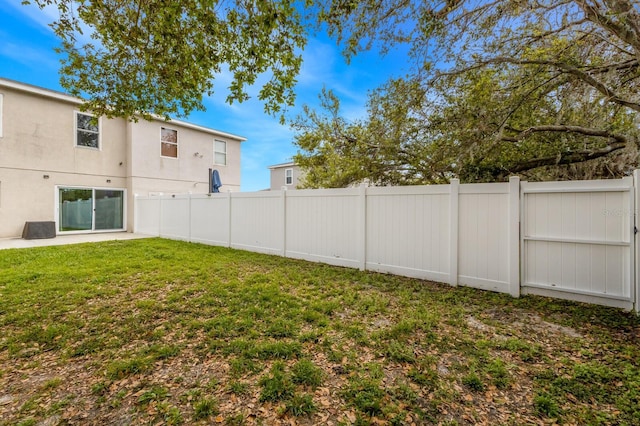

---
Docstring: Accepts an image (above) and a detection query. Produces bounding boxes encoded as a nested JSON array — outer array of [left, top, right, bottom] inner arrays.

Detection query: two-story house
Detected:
[[0, 78, 245, 239], [268, 162, 304, 190]]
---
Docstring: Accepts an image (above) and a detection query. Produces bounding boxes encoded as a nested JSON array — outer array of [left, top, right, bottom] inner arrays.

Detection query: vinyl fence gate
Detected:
[[520, 176, 636, 310]]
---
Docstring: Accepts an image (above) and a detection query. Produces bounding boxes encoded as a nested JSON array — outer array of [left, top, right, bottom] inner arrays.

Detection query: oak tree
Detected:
[[25, 0, 308, 120], [296, 0, 640, 185]]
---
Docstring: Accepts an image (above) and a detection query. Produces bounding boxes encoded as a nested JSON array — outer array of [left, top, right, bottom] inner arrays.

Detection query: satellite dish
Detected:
[[211, 169, 222, 193]]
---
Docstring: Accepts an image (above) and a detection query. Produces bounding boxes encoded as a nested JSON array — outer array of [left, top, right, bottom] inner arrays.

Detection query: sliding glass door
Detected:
[[95, 190, 124, 230], [59, 188, 93, 231], [58, 187, 125, 233]]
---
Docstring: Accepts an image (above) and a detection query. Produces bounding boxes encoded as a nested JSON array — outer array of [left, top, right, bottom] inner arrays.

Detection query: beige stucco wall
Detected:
[[0, 169, 128, 238], [128, 119, 241, 195], [270, 164, 304, 190], [0, 80, 244, 238], [0, 86, 129, 238], [0, 87, 128, 177], [125, 118, 242, 235]]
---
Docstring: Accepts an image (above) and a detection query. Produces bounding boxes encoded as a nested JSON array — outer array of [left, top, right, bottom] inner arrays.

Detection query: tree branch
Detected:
[[502, 124, 629, 144], [485, 56, 640, 112], [577, 0, 640, 57], [586, 58, 639, 73], [508, 142, 627, 173]]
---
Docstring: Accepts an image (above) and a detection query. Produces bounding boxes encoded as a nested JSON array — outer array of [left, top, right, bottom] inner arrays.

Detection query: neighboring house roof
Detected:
[[0, 77, 247, 142], [268, 161, 296, 169]]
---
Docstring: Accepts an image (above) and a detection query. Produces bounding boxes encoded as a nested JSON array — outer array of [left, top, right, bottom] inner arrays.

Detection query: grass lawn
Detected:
[[1, 238, 639, 425]]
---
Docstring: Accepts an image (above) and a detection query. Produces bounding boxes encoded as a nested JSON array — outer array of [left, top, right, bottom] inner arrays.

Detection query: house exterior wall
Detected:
[[0, 85, 129, 238], [0, 79, 244, 238], [269, 163, 304, 190], [128, 119, 241, 195]]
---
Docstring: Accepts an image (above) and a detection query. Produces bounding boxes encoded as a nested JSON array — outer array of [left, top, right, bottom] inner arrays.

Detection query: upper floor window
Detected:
[[285, 168, 293, 185], [214, 140, 227, 165], [76, 112, 99, 149], [161, 127, 178, 158]]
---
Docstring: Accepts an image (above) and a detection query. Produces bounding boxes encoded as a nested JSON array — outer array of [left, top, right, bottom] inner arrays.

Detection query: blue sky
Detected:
[[0, 2, 410, 191]]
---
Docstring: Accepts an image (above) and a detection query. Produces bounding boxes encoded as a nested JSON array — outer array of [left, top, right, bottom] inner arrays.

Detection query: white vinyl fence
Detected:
[[135, 174, 640, 312], [521, 177, 636, 310]]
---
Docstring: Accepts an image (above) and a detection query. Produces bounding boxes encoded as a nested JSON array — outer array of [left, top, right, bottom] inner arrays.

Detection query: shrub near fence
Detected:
[[135, 174, 639, 312]]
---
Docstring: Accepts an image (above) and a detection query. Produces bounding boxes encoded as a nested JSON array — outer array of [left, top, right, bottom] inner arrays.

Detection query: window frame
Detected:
[[55, 185, 127, 234], [214, 139, 227, 166], [285, 168, 293, 185], [160, 127, 179, 158], [75, 111, 100, 150]]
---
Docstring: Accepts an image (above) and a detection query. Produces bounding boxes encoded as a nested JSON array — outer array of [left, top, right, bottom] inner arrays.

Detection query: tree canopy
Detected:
[[25, 0, 308, 120], [295, 0, 640, 186]]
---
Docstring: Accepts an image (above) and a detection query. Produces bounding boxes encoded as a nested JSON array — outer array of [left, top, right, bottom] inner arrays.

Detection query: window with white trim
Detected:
[[214, 140, 227, 165], [161, 127, 178, 158], [285, 168, 293, 185], [75, 112, 99, 149]]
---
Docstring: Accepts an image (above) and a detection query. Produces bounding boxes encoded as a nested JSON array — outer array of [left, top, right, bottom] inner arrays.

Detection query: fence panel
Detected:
[[134, 197, 160, 236], [159, 195, 191, 241], [366, 185, 451, 282], [458, 183, 511, 293], [190, 194, 230, 246], [286, 188, 361, 268], [230, 192, 283, 255], [522, 177, 634, 309]]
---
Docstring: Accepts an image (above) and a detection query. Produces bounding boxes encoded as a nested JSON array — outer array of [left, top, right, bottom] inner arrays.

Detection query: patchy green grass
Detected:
[[193, 397, 218, 420], [258, 361, 295, 403], [0, 238, 639, 425], [291, 359, 324, 388], [285, 393, 317, 417]]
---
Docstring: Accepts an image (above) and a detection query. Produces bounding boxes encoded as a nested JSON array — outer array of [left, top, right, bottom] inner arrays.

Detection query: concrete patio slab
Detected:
[[0, 232, 153, 250]]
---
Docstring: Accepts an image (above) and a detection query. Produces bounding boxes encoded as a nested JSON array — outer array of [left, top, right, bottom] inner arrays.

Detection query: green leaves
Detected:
[[294, 1, 640, 186], [26, 0, 307, 120]]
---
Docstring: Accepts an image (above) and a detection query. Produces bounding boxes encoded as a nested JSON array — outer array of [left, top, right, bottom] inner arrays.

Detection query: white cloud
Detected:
[[297, 39, 339, 86], [4, 1, 96, 45], [1, 1, 58, 33], [0, 39, 58, 69]]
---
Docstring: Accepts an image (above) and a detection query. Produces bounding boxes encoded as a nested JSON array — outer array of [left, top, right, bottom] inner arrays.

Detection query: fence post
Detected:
[[281, 187, 287, 258], [508, 176, 520, 297], [158, 197, 164, 237], [449, 179, 459, 286], [634, 170, 639, 313], [188, 193, 192, 243], [358, 182, 368, 271], [227, 191, 232, 248]]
